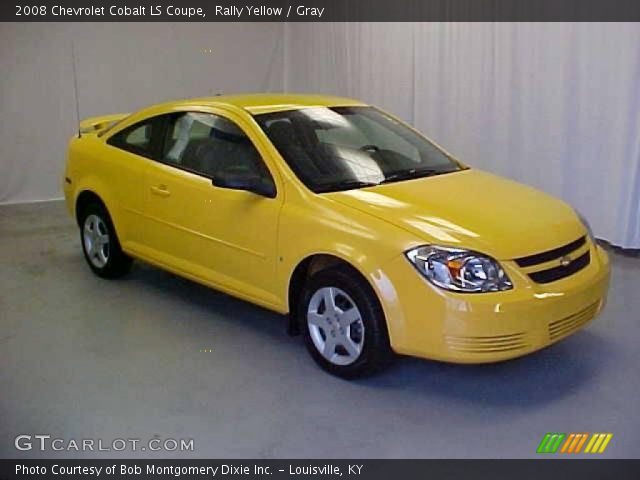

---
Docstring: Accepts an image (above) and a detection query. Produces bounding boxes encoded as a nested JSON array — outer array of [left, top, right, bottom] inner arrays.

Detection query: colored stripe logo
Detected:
[[537, 433, 613, 454]]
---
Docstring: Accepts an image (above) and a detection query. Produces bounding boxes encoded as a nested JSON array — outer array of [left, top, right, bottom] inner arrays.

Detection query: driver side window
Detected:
[[161, 112, 273, 185]]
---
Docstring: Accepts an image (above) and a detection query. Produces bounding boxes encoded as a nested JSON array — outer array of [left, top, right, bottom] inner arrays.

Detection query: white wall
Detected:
[[3, 22, 639, 247], [284, 23, 640, 248], [0, 22, 284, 204]]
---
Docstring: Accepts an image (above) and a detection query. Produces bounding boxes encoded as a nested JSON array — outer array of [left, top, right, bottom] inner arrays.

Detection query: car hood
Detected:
[[325, 169, 585, 260]]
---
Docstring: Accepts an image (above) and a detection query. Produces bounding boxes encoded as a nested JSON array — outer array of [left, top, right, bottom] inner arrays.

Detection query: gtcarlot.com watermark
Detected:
[[15, 434, 194, 452]]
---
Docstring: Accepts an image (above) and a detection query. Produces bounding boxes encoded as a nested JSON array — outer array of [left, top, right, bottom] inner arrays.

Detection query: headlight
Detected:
[[576, 211, 594, 240], [405, 246, 513, 293]]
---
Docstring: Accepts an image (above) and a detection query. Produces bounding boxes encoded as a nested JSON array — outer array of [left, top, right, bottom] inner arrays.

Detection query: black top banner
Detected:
[[4, 0, 640, 22]]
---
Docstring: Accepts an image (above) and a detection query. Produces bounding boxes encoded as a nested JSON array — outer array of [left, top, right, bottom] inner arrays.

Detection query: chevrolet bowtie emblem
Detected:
[[560, 255, 572, 267]]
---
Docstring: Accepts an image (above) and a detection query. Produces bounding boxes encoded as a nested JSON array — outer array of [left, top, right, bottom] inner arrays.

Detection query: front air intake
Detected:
[[515, 236, 590, 284]]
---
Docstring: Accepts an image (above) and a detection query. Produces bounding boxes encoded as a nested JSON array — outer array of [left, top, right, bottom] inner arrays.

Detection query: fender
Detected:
[[281, 247, 406, 347], [72, 176, 126, 240]]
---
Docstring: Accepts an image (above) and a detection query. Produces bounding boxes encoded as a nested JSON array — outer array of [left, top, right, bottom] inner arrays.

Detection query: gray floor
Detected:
[[1, 201, 638, 459]]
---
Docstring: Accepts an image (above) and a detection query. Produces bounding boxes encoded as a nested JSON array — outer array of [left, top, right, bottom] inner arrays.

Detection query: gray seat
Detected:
[[181, 137, 264, 179], [265, 121, 325, 178]]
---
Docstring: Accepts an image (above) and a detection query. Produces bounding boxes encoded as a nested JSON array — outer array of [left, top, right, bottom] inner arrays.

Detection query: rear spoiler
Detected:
[[79, 113, 130, 135]]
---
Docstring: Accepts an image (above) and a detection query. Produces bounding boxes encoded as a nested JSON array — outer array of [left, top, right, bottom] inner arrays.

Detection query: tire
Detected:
[[79, 201, 132, 279], [299, 265, 393, 379]]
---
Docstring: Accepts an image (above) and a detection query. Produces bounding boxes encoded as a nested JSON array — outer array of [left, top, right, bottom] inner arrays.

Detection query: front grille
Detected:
[[515, 236, 586, 268], [515, 236, 590, 284], [549, 302, 599, 342], [529, 251, 590, 284], [444, 332, 529, 354]]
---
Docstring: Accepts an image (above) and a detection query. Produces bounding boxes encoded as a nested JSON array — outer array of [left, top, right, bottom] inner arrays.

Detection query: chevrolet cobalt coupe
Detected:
[[64, 94, 610, 378]]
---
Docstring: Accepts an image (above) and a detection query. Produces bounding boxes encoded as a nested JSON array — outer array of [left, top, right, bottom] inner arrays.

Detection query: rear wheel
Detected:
[[299, 266, 393, 378], [79, 202, 132, 278]]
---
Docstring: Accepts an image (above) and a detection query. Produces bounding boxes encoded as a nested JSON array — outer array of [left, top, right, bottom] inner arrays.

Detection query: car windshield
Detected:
[[255, 106, 464, 193]]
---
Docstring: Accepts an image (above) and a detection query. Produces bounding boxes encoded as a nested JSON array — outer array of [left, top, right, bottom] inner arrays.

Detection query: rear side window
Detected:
[[107, 119, 157, 158]]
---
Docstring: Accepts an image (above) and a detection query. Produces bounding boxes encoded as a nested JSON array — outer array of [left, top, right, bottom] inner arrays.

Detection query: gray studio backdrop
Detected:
[[0, 22, 284, 202], [1, 22, 639, 248]]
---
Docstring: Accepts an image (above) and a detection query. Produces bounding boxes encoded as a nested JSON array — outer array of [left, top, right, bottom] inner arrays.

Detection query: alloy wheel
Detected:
[[83, 214, 110, 268], [307, 286, 365, 366]]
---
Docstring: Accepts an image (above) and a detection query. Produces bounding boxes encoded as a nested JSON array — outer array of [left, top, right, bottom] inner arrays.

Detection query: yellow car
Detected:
[[63, 94, 610, 378]]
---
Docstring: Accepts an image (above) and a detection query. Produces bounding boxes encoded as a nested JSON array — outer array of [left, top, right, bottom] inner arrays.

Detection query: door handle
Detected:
[[150, 185, 171, 197]]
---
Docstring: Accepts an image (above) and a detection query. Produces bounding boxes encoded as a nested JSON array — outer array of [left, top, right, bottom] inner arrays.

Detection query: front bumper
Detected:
[[375, 243, 611, 363]]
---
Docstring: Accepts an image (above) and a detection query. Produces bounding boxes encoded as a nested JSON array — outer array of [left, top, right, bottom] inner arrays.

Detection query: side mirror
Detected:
[[212, 173, 276, 198]]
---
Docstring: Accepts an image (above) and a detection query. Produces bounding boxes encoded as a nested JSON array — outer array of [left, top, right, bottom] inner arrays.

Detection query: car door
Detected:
[[137, 109, 283, 310]]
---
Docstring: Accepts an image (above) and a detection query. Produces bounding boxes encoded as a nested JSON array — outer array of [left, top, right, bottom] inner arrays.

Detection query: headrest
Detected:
[[265, 121, 298, 147]]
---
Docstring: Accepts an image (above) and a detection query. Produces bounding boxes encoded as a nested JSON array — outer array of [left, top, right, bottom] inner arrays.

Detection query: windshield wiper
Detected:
[[315, 179, 379, 193], [315, 167, 461, 192], [381, 168, 454, 184]]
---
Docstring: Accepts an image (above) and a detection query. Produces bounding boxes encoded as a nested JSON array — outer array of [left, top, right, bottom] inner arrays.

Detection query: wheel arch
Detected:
[[286, 253, 385, 335], [75, 190, 106, 227], [74, 188, 126, 247]]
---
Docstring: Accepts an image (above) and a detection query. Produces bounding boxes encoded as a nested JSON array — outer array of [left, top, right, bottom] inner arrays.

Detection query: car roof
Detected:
[[171, 93, 368, 115]]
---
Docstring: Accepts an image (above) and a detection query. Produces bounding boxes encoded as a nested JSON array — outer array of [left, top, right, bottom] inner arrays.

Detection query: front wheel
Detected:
[[299, 266, 393, 379], [79, 202, 132, 278]]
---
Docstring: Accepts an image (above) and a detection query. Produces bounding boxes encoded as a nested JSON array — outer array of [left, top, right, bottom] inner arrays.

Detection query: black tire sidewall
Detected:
[[79, 202, 130, 278], [299, 266, 392, 379]]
